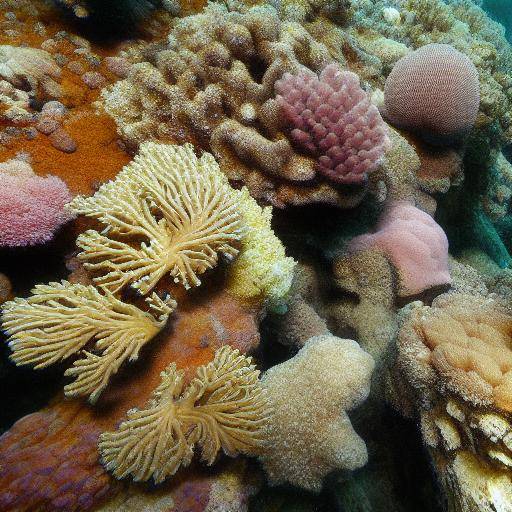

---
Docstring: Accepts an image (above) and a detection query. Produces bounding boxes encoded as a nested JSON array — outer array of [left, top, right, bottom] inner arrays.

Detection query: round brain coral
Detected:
[[384, 44, 480, 143], [0, 158, 74, 247]]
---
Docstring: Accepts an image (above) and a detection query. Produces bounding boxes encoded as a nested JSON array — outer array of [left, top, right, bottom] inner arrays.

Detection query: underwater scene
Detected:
[[1, 0, 512, 511]]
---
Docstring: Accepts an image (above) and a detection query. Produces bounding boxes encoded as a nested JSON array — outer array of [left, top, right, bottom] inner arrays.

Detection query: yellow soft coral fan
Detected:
[[1, 281, 175, 403], [68, 142, 242, 295], [99, 345, 270, 483], [226, 188, 296, 306]]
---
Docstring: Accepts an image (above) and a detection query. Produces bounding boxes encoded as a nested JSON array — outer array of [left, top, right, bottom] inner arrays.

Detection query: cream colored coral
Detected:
[[0, 45, 60, 90], [1, 281, 175, 403], [259, 334, 374, 491], [401, 294, 512, 412], [99, 345, 270, 483], [226, 187, 295, 306], [68, 142, 242, 295]]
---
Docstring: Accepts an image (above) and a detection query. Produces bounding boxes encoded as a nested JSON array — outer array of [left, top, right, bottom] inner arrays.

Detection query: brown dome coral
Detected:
[[102, 4, 378, 208], [384, 44, 480, 143]]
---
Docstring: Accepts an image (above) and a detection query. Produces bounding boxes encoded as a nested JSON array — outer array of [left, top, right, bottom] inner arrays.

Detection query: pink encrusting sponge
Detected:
[[384, 44, 480, 142], [275, 63, 390, 185], [0, 158, 74, 247]]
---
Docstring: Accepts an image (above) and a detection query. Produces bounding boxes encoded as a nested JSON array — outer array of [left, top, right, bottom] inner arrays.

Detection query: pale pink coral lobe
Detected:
[[275, 64, 390, 184], [0, 159, 74, 247], [347, 201, 451, 297]]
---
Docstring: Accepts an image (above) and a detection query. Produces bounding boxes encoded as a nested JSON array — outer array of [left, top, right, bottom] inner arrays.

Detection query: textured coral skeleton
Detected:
[[1, 281, 176, 403], [99, 345, 270, 483], [68, 142, 243, 295]]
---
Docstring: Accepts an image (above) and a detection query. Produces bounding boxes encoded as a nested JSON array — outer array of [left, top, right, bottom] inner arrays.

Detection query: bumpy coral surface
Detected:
[[2, 281, 175, 403], [384, 43, 480, 142], [0, 157, 74, 247], [275, 63, 389, 184], [102, 3, 375, 208], [346, 201, 451, 298], [100, 346, 270, 483], [395, 292, 512, 511], [259, 335, 374, 491], [69, 142, 243, 295]]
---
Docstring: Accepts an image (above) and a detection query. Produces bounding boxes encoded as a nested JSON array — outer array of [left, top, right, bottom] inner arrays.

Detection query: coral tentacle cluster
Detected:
[[99, 345, 270, 483], [275, 63, 390, 184], [1, 281, 176, 403], [68, 142, 243, 295]]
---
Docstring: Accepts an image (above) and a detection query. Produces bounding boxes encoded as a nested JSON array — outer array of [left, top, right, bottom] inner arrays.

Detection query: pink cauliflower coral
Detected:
[[346, 201, 451, 298], [384, 44, 480, 143], [275, 63, 390, 185], [0, 158, 74, 247]]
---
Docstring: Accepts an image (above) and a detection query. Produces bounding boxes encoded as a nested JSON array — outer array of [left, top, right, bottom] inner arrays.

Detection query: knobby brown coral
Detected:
[[1, 281, 176, 403], [102, 4, 374, 208], [99, 345, 270, 483], [393, 293, 512, 511], [68, 142, 242, 295]]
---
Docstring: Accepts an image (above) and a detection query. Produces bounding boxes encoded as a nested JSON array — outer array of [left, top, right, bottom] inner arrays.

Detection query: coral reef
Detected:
[[2, 281, 175, 403], [0, 157, 74, 247], [346, 201, 451, 298], [275, 63, 389, 184], [393, 292, 512, 511], [384, 43, 480, 143], [259, 334, 374, 491], [99, 345, 270, 482]]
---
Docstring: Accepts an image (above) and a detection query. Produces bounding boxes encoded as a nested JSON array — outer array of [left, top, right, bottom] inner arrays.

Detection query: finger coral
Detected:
[[68, 142, 242, 295], [394, 293, 512, 511], [0, 157, 74, 247], [2, 280, 176, 403], [259, 334, 374, 491], [99, 345, 270, 483], [346, 201, 451, 298], [275, 63, 390, 184], [384, 44, 480, 143]]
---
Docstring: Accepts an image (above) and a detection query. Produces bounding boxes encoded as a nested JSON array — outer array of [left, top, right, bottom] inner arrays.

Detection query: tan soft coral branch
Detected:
[[68, 143, 243, 296], [99, 345, 270, 483], [1, 281, 176, 403]]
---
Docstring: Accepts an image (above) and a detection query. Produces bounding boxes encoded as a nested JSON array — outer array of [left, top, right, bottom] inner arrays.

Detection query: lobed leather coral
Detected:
[[68, 142, 242, 295], [259, 334, 375, 491], [102, 3, 376, 208], [275, 63, 390, 184], [99, 345, 270, 483], [1, 281, 176, 403], [394, 292, 512, 510]]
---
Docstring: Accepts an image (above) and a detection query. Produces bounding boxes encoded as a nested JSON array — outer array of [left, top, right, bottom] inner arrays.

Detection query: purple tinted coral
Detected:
[[275, 64, 390, 185]]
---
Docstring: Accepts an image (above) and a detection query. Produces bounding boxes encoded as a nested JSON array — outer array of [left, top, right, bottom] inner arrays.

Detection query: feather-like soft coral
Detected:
[[1, 281, 176, 403], [99, 345, 270, 483], [68, 142, 242, 295]]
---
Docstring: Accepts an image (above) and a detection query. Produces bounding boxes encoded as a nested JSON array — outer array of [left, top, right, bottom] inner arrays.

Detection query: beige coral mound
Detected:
[[99, 345, 270, 483], [259, 334, 374, 491], [399, 293, 512, 412], [68, 142, 242, 295], [1, 281, 175, 403]]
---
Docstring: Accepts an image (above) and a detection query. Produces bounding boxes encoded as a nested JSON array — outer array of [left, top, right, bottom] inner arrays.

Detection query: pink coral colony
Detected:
[[0, 158, 74, 247], [346, 201, 451, 297], [275, 63, 390, 185]]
